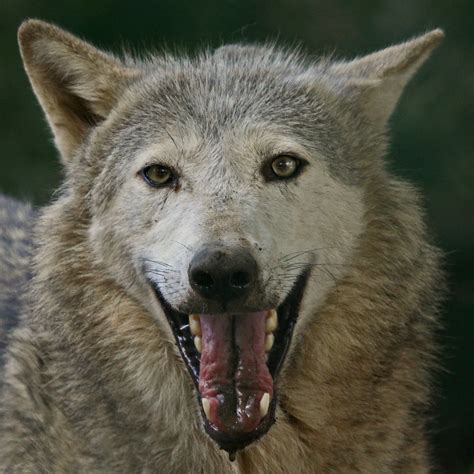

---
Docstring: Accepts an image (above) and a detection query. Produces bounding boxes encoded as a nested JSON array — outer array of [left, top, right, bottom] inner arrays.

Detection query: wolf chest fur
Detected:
[[0, 20, 444, 472]]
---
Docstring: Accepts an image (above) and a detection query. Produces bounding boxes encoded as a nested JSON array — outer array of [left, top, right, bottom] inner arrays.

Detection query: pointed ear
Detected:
[[330, 29, 444, 124], [18, 20, 141, 162]]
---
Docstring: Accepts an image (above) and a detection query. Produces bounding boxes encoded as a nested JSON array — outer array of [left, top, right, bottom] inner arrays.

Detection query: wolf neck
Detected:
[[29, 177, 441, 467]]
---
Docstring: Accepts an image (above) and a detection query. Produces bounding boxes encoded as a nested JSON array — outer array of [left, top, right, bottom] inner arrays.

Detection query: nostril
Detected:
[[230, 271, 252, 288], [188, 244, 259, 301], [193, 270, 214, 289]]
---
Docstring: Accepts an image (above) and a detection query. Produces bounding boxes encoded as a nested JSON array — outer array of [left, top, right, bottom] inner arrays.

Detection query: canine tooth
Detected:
[[265, 334, 274, 352], [202, 398, 211, 419], [189, 314, 201, 336], [260, 393, 270, 417], [266, 309, 277, 333], [194, 336, 202, 353]]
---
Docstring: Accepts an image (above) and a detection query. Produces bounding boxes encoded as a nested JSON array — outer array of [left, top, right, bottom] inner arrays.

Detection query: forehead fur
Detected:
[[93, 45, 357, 187], [122, 44, 337, 132]]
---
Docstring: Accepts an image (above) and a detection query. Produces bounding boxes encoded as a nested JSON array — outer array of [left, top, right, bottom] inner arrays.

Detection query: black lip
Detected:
[[151, 269, 310, 454]]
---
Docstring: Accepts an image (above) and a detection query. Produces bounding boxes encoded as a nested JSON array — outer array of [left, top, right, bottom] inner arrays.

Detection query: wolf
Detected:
[[0, 19, 444, 472]]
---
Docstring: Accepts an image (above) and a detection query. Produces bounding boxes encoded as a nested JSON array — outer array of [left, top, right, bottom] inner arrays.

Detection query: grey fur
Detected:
[[0, 196, 35, 362], [0, 20, 444, 472]]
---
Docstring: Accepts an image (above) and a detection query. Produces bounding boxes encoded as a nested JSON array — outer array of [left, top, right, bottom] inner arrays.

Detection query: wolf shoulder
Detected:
[[0, 194, 36, 359]]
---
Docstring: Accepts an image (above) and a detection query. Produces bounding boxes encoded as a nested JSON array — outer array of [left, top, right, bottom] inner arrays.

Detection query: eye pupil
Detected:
[[143, 165, 173, 187], [271, 155, 298, 178]]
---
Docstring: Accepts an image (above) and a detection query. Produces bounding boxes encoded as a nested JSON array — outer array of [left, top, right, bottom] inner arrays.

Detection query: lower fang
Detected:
[[202, 398, 211, 419], [194, 336, 202, 353], [260, 393, 270, 417], [265, 334, 274, 352]]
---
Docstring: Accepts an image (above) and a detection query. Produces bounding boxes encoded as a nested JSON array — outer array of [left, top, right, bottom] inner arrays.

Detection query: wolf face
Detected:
[[86, 81, 366, 449], [18, 20, 443, 454]]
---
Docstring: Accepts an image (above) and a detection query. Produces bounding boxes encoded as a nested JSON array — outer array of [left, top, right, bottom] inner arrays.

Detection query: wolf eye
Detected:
[[270, 155, 300, 179], [271, 156, 298, 178], [142, 165, 174, 188]]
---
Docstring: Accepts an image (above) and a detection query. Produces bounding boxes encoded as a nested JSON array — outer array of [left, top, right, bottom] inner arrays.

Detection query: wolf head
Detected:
[[18, 20, 443, 453]]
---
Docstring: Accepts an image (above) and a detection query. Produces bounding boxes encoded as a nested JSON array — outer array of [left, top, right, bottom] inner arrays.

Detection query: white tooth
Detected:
[[265, 334, 274, 352], [202, 398, 211, 419], [266, 309, 277, 333], [189, 314, 201, 336], [194, 336, 202, 353], [260, 393, 270, 417]]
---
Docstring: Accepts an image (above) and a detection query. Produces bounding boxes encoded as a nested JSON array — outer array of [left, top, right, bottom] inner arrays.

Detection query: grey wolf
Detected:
[[0, 20, 444, 472]]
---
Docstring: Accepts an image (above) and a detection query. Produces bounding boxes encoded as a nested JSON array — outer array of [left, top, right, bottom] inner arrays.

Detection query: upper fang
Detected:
[[266, 309, 277, 333], [189, 314, 201, 336]]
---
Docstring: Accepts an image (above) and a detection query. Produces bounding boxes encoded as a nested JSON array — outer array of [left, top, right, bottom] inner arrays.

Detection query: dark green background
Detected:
[[0, 1, 472, 471]]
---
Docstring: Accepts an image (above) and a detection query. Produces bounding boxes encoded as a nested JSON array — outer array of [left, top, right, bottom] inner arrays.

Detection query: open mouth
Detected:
[[152, 269, 309, 455]]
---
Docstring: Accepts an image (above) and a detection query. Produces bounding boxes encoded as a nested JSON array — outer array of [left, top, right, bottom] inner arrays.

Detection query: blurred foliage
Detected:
[[0, 0, 472, 471]]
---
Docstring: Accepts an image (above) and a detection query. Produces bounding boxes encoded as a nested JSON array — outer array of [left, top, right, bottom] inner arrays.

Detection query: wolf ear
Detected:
[[330, 29, 444, 124], [18, 20, 140, 163]]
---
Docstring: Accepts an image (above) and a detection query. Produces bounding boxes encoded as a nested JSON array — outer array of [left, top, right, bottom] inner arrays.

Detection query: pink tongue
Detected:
[[198, 311, 273, 435]]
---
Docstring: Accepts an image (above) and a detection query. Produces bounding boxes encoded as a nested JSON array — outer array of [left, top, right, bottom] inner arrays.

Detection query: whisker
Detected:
[[145, 269, 174, 276], [312, 266, 337, 282], [142, 257, 174, 269], [163, 290, 182, 298], [278, 246, 341, 263], [172, 240, 193, 252], [165, 128, 179, 152]]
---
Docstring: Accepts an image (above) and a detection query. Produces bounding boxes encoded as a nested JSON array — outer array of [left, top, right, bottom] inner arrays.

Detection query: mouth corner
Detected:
[[149, 268, 310, 453]]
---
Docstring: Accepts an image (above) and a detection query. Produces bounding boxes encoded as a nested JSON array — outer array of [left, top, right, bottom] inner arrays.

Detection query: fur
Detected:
[[0, 20, 444, 472]]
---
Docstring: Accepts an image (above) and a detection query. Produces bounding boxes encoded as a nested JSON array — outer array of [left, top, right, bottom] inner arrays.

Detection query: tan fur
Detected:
[[0, 20, 444, 472], [18, 20, 140, 160]]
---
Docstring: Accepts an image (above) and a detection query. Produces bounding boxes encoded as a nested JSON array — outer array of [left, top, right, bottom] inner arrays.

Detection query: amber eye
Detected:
[[142, 165, 174, 187], [271, 155, 300, 179]]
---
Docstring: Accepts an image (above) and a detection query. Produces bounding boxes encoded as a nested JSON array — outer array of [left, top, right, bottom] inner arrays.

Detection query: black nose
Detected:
[[188, 245, 258, 302]]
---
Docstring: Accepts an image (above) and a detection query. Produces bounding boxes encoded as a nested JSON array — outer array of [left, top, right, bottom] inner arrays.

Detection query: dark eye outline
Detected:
[[140, 164, 177, 189], [261, 154, 308, 182]]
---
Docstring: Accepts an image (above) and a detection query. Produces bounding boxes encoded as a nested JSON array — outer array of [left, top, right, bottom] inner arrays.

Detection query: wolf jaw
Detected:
[[151, 269, 310, 454]]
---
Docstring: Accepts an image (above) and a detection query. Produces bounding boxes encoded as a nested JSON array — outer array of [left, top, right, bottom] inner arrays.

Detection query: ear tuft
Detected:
[[18, 19, 140, 163], [330, 29, 444, 124]]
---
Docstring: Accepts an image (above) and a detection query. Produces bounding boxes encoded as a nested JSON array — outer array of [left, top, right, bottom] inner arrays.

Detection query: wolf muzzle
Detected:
[[188, 243, 259, 303]]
